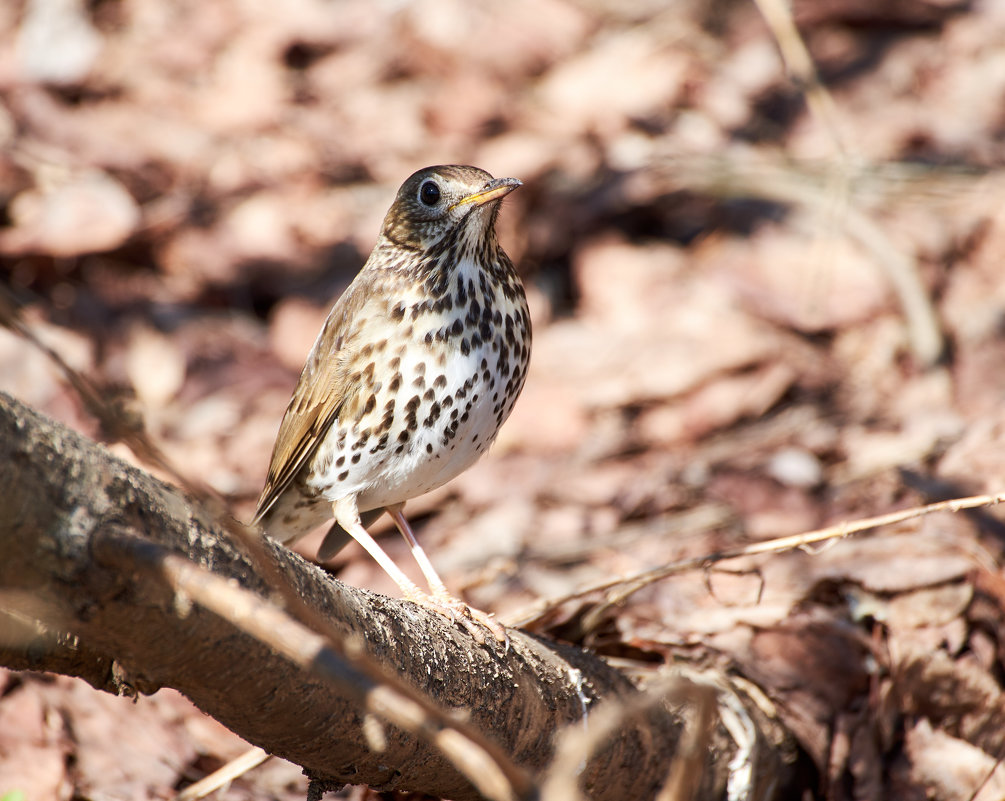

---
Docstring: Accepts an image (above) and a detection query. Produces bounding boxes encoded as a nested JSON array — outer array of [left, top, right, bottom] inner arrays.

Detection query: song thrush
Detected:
[[253, 165, 530, 641]]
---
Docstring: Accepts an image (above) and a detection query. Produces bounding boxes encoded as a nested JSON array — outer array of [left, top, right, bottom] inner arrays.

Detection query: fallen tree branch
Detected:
[[97, 533, 531, 801], [0, 391, 734, 800]]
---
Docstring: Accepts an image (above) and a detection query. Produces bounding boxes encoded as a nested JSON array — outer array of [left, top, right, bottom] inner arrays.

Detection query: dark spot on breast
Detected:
[[433, 374, 447, 390], [405, 394, 420, 418], [466, 299, 481, 324], [351, 453, 361, 464], [460, 339, 470, 356], [423, 387, 435, 401], [337, 470, 349, 482], [389, 372, 402, 392], [335, 456, 345, 467], [426, 443, 433, 453]]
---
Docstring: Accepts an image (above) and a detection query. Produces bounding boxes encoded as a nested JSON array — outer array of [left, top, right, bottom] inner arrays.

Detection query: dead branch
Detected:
[[0, 391, 768, 800]]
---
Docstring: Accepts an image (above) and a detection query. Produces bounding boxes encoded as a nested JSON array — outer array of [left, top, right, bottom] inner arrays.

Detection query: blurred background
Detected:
[[4, 0, 1005, 798]]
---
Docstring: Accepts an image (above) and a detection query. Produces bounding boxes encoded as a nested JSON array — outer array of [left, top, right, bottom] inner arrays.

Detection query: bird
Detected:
[[253, 165, 531, 642]]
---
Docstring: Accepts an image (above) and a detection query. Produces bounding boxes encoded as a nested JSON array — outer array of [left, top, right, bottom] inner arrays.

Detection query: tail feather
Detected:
[[317, 507, 387, 561]]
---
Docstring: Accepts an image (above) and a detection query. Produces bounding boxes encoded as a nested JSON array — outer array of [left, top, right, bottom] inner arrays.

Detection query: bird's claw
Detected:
[[408, 591, 509, 648]]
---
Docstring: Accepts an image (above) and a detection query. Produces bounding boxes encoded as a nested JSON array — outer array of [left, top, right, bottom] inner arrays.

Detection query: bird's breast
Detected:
[[306, 257, 531, 512]]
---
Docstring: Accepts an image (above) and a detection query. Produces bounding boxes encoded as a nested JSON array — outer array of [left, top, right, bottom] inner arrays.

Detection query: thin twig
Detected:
[[509, 492, 1005, 630], [539, 674, 716, 801], [175, 747, 271, 801], [752, 0, 847, 155], [656, 682, 717, 801]]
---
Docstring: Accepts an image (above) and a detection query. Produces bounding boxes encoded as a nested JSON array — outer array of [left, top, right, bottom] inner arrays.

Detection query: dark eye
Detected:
[[419, 180, 441, 206]]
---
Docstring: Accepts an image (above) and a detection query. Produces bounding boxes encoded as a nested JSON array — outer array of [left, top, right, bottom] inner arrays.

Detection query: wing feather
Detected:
[[252, 273, 377, 524]]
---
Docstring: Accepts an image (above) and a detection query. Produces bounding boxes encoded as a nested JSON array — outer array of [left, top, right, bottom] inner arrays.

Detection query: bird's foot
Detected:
[[407, 590, 508, 647]]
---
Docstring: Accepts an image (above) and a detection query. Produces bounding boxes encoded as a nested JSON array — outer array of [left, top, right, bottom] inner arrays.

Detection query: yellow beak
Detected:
[[451, 177, 522, 210]]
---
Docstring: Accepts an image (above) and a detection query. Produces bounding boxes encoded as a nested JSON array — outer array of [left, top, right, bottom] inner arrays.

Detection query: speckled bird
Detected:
[[253, 165, 530, 640]]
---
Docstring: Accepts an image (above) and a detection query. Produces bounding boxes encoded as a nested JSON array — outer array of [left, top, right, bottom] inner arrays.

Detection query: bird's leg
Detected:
[[331, 496, 424, 601], [386, 504, 450, 597], [387, 504, 507, 644]]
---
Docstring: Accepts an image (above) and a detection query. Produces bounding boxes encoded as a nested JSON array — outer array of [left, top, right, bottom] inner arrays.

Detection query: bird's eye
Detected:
[[419, 180, 441, 206]]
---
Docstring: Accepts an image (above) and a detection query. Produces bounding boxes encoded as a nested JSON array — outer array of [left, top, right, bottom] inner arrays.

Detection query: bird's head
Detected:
[[380, 165, 521, 252]]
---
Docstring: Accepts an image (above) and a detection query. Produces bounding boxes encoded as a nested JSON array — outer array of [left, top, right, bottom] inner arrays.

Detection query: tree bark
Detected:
[[0, 391, 705, 799]]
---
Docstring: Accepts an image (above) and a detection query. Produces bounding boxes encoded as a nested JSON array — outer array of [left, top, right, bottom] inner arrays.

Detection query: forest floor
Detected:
[[4, 0, 1005, 798]]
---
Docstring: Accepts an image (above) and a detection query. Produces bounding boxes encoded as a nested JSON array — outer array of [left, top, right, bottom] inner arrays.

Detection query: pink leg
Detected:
[[387, 504, 508, 645], [332, 497, 424, 600], [387, 505, 450, 598]]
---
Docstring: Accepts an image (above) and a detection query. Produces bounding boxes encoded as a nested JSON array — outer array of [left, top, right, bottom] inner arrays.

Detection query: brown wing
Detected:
[[252, 274, 376, 524]]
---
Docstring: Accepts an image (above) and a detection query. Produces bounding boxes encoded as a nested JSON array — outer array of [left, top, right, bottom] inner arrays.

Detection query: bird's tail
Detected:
[[317, 507, 387, 561]]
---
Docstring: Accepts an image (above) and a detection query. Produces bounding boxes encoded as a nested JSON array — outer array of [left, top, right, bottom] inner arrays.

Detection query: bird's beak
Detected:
[[451, 177, 523, 210]]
